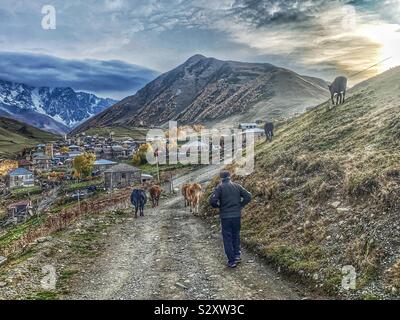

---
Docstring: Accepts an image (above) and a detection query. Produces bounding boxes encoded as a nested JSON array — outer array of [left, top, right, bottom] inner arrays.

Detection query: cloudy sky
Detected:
[[0, 0, 399, 99]]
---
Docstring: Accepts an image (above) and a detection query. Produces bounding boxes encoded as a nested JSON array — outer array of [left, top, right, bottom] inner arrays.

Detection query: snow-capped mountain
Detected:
[[0, 79, 117, 134]]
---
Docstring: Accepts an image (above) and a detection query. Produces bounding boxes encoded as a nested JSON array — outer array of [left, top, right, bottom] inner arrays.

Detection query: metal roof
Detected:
[[243, 128, 265, 133], [9, 168, 33, 176], [33, 155, 51, 160], [239, 123, 257, 127], [94, 159, 117, 165]]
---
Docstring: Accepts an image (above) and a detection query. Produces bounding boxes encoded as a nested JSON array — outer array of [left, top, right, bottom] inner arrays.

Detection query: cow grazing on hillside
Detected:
[[264, 122, 274, 142], [182, 184, 190, 207], [130, 189, 147, 218], [329, 76, 348, 106], [149, 185, 162, 207], [187, 183, 202, 215]]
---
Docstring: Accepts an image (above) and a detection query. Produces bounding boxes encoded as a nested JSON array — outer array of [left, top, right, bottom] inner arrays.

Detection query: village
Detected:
[[0, 131, 156, 227], [0, 123, 267, 229]]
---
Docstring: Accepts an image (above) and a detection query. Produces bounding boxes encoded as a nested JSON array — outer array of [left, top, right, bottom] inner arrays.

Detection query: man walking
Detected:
[[209, 171, 252, 268]]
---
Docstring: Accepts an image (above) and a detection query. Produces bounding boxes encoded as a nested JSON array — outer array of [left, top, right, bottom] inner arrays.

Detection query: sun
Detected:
[[358, 22, 400, 72]]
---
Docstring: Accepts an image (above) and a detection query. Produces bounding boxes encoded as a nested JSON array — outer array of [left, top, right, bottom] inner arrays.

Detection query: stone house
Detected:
[[32, 154, 52, 171], [104, 163, 141, 189]]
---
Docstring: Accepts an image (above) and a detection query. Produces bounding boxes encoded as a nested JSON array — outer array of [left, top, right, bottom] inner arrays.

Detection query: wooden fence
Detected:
[[0, 188, 131, 257]]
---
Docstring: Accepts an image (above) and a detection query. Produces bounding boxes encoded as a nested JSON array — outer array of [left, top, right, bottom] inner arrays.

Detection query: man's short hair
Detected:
[[220, 170, 231, 179]]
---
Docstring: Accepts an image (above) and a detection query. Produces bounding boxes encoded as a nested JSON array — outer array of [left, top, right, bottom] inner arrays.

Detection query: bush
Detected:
[[347, 172, 381, 199]]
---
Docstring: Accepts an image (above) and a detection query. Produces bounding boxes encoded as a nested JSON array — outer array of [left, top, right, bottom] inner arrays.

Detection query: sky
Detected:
[[0, 0, 399, 99]]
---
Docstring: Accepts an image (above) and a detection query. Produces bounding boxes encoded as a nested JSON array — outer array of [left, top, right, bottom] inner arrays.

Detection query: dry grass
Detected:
[[385, 260, 400, 289], [0, 189, 131, 257], [200, 67, 400, 298]]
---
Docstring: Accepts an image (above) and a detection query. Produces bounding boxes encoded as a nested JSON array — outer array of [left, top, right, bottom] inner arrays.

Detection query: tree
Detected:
[[72, 153, 95, 180], [0, 160, 18, 176], [132, 143, 153, 166], [132, 154, 142, 166], [60, 146, 70, 154]]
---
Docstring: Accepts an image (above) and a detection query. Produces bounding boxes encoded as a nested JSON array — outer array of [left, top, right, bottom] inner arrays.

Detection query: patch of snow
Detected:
[[9, 87, 19, 99], [52, 114, 68, 126], [31, 88, 45, 113]]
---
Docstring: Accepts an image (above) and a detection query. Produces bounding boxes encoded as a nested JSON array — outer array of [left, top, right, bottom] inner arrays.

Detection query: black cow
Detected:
[[130, 189, 147, 218], [329, 76, 347, 106], [264, 122, 274, 142]]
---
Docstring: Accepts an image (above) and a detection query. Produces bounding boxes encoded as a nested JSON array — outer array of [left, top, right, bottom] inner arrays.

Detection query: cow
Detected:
[[130, 189, 147, 218], [149, 185, 162, 207], [187, 183, 202, 215], [181, 184, 191, 207], [329, 76, 348, 106], [264, 122, 274, 142]]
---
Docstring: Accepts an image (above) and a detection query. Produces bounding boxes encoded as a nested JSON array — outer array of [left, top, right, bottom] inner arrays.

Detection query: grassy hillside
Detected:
[[202, 67, 400, 299], [0, 117, 58, 158]]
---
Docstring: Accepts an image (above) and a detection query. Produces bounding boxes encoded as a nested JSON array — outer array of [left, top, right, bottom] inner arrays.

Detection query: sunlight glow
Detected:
[[358, 23, 400, 72]]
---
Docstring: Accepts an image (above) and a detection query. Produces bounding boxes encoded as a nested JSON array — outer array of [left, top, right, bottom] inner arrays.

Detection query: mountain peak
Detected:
[[186, 54, 208, 63], [73, 56, 329, 133], [0, 78, 117, 134]]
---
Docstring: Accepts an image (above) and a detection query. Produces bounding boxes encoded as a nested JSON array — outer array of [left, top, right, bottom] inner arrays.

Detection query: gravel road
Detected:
[[66, 193, 306, 300]]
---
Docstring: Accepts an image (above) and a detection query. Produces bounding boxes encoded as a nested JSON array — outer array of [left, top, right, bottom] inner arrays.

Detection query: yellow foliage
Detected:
[[72, 152, 96, 179], [0, 160, 18, 176], [132, 143, 153, 166], [60, 146, 70, 154], [132, 154, 141, 166]]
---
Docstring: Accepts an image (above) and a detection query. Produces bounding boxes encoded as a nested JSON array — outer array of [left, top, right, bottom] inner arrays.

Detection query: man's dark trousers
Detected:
[[221, 217, 241, 264]]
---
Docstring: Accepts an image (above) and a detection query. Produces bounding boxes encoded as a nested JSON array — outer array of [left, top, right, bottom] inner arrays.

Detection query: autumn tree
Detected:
[[132, 154, 142, 166], [60, 146, 70, 154], [0, 160, 18, 176], [132, 143, 153, 166], [72, 153, 96, 180]]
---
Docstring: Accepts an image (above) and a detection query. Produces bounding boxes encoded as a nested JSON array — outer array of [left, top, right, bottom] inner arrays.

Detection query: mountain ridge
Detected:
[[0, 79, 117, 134], [0, 116, 59, 158], [73, 55, 330, 133]]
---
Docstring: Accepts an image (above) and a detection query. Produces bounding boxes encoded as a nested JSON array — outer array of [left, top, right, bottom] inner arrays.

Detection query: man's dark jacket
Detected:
[[209, 178, 252, 219]]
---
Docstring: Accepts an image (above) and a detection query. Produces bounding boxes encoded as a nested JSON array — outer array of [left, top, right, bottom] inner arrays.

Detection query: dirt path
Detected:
[[37, 186, 60, 213], [66, 192, 307, 300]]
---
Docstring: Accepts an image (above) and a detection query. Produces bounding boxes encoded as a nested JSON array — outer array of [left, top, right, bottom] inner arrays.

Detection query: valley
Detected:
[[2, 0, 400, 305], [0, 56, 399, 301], [0, 117, 59, 158]]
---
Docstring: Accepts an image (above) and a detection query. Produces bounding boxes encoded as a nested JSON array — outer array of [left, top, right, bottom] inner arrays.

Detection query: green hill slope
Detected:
[[202, 67, 400, 299], [0, 117, 59, 158]]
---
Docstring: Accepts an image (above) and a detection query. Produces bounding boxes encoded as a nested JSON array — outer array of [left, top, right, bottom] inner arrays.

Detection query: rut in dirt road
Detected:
[[67, 195, 306, 300]]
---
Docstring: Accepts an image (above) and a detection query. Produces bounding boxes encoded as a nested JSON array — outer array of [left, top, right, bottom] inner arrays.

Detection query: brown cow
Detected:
[[181, 184, 191, 207], [187, 183, 202, 215], [149, 185, 162, 207]]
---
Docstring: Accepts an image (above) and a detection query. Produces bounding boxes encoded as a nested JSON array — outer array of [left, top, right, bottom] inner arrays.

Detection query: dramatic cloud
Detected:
[[194, 0, 399, 84], [0, 0, 399, 87], [0, 52, 158, 99]]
